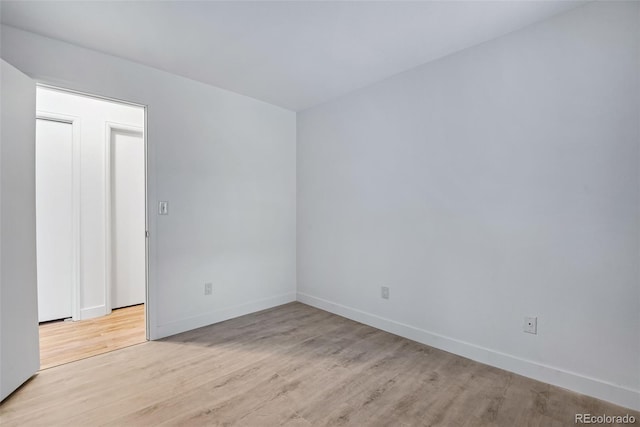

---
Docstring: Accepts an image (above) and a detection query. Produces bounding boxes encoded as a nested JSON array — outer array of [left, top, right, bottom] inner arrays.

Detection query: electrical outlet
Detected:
[[381, 286, 390, 300], [204, 283, 212, 295], [524, 316, 537, 334]]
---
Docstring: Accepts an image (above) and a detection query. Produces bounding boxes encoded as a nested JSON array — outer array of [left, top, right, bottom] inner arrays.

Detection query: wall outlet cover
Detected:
[[524, 316, 537, 334]]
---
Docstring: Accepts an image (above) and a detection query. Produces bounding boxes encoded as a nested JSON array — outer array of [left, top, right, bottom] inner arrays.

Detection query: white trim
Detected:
[[35, 111, 82, 322], [296, 292, 640, 411], [80, 304, 108, 320], [153, 293, 296, 340], [143, 108, 151, 341], [104, 122, 144, 316]]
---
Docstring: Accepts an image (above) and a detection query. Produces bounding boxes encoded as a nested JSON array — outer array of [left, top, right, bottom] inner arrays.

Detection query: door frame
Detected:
[[36, 84, 150, 340], [35, 112, 81, 322]]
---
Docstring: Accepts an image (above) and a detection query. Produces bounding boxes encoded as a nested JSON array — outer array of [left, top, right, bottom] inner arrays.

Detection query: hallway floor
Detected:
[[39, 304, 146, 370]]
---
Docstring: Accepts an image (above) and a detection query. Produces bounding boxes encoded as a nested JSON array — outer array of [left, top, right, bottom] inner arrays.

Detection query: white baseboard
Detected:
[[152, 292, 296, 340], [297, 292, 640, 412], [80, 305, 108, 320]]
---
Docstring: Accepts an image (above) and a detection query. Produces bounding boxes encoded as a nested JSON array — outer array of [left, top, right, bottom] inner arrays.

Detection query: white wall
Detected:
[[1, 25, 297, 339], [297, 1, 640, 410], [1, 60, 40, 401], [36, 87, 145, 320]]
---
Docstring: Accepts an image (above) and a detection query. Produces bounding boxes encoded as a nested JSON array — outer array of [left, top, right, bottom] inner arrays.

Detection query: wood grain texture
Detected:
[[2, 302, 637, 426], [39, 304, 146, 370]]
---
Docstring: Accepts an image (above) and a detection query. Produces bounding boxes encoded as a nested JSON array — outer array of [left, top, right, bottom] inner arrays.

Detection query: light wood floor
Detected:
[[2, 302, 637, 426], [39, 304, 146, 370]]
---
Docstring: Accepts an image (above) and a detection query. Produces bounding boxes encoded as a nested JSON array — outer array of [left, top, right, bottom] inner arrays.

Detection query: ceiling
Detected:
[[0, 1, 586, 111]]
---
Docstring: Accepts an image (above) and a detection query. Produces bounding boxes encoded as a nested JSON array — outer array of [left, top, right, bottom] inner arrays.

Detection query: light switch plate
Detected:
[[158, 201, 169, 215]]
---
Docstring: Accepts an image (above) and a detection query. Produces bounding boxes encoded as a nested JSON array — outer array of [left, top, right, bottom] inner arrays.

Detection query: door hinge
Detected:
[[145, 230, 150, 238]]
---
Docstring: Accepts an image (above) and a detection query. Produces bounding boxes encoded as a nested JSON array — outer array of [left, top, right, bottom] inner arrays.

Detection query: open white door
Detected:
[[0, 60, 40, 402], [35, 118, 74, 322], [110, 127, 146, 309]]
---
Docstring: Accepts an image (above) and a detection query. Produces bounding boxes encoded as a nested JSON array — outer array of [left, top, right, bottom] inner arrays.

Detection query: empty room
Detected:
[[0, 1, 638, 426]]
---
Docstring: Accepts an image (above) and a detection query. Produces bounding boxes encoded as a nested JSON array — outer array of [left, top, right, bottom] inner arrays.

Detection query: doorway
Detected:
[[35, 86, 147, 369]]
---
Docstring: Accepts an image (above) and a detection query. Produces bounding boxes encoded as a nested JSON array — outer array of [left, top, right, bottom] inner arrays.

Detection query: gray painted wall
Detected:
[[297, 1, 639, 409], [0, 25, 297, 340]]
